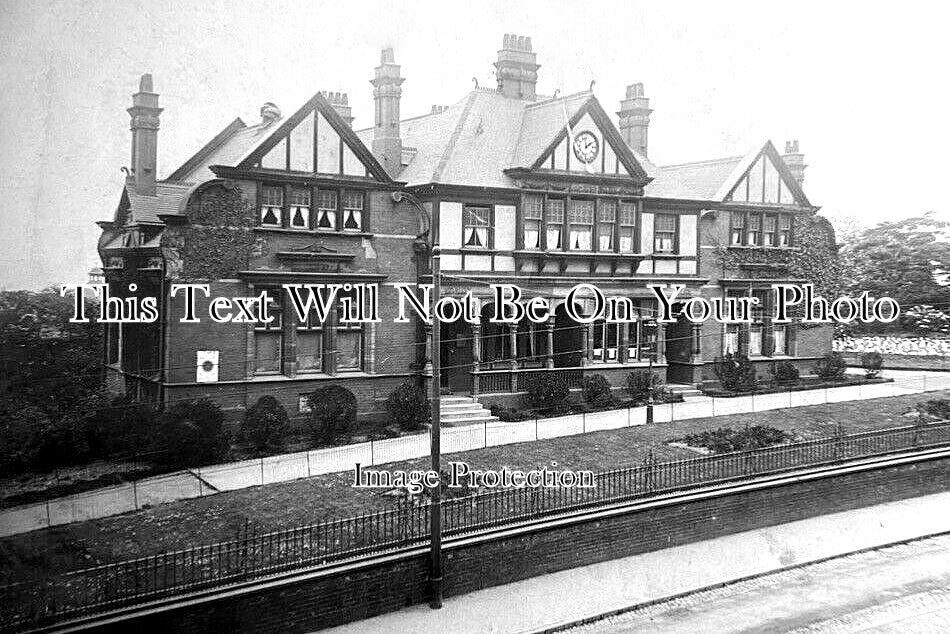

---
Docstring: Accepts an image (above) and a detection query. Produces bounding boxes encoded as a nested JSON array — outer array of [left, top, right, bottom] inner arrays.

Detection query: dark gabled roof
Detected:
[[165, 117, 247, 182], [116, 181, 194, 225]]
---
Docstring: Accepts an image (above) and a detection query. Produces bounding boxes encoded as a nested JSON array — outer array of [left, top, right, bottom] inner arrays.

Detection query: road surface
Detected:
[[562, 533, 950, 633]]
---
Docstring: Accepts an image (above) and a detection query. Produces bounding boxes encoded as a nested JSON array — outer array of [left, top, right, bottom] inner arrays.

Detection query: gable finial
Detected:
[[472, 76, 479, 89], [589, 79, 596, 92]]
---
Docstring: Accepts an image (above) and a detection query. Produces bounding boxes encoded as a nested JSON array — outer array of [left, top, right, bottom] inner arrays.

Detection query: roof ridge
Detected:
[[525, 89, 592, 109], [659, 155, 745, 169]]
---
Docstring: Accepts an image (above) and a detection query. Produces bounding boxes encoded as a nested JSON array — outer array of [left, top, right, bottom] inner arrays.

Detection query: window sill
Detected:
[[253, 227, 372, 237]]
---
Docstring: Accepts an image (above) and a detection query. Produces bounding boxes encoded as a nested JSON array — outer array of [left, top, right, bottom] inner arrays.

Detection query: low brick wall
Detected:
[[69, 453, 950, 634]]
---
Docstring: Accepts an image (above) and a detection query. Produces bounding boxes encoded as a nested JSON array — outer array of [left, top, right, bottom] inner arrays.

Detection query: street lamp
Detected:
[[643, 317, 658, 424]]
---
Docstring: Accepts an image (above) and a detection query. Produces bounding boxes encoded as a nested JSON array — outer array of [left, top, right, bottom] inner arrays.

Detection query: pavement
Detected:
[[319, 490, 950, 634], [1, 368, 949, 537]]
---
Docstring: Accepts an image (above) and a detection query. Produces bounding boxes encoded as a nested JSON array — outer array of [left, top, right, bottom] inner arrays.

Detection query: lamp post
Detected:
[[392, 190, 442, 610], [643, 317, 658, 425], [429, 244, 443, 609]]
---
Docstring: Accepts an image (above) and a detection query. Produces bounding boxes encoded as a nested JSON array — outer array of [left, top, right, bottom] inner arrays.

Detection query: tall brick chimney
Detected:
[[321, 91, 354, 127], [494, 34, 539, 100], [127, 73, 162, 195], [371, 48, 404, 176], [618, 83, 651, 158], [783, 140, 807, 187]]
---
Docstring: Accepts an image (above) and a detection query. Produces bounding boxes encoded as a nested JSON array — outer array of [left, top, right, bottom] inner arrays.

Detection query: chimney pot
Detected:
[[381, 47, 395, 64], [782, 140, 806, 187], [139, 73, 154, 93], [260, 102, 281, 124], [495, 33, 540, 100]]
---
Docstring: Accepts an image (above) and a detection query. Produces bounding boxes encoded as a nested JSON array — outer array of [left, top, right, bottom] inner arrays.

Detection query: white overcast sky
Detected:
[[1, 0, 948, 290]]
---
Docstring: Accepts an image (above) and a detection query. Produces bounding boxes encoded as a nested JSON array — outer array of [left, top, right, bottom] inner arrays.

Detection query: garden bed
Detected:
[[490, 392, 683, 422], [701, 375, 891, 398]]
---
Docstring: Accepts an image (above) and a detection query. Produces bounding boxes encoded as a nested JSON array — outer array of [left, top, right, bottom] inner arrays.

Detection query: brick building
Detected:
[[97, 35, 836, 419]]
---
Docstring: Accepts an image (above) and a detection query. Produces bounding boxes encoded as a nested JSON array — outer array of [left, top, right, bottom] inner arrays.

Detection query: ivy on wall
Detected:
[[168, 181, 261, 281]]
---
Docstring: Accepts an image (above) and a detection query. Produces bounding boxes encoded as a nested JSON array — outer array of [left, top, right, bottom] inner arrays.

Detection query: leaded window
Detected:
[[317, 190, 337, 230], [731, 212, 745, 245], [598, 200, 616, 251], [619, 202, 637, 253], [289, 188, 311, 229], [463, 206, 490, 248], [523, 194, 543, 249], [342, 190, 364, 231], [260, 185, 283, 226], [545, 199, 564, 249], [654, 214, 676, 253], [568, 199, 594, 251]]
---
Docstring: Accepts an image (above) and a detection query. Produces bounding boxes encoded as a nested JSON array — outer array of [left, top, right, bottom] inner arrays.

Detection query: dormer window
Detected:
[[317, 190, 337, 230], [464, 206, 490, 248], [289, 188, 311, 229], [342, 191, 364, 231], [260, 185, 283, 226]]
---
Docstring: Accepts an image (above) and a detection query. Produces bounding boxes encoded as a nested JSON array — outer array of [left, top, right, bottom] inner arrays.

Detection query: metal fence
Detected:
[[3, 371, 950, 538], [3, 417, 950, 630]]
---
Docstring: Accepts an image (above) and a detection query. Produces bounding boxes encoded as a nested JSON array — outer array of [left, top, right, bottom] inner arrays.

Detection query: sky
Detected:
[[0, 0, 948, 290]]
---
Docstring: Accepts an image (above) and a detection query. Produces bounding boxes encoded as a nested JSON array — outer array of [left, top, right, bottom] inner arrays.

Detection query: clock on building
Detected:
[[572, 131, 600, 164]]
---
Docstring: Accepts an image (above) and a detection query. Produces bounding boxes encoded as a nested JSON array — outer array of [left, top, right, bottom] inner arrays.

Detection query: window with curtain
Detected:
[[654, 214, 676, 253], [260, 185, 283, 227], [598, 200, 616, 251], [289, 188, 311, 229], [254, 288, 283, 373], [568, 199, 594, 250], [779, 214, 792, 246], [545, 199, 564, 249], [773, 324, 787, 355], [723, 324, 740, 355], [747, 214, 761, 246], [342, 190, 364, 231], [731, 212, 745, 245], [592, 319, 621, 362], [619, 202, 636, 253], [523, 194, 543, 249], [317, 190, 337, 230], [463, 206, 490, 248], [763, 215, 777, 247]]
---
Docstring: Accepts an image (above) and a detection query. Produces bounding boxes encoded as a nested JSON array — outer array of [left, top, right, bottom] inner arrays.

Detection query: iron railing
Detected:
[[3, 419, 950, 630]]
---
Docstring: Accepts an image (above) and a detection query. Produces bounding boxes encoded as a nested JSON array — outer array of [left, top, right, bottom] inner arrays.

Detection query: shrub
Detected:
[[860, 351, 884, 378], [309, 385, 359, 443], [85, 395, 157, 459], [626, 371, 662, 403], [527, 374, 571, 412], [917, 399, 950, 422], [154, 399, 230, 467], [814, 351, 848, 380], [714, 354, 758, 392], [385, 381, 430, 432], [488, 403, 533, 422], [771, 361, 800, 385], [241, 396, 289, 452], [677, 425, 792, 453], [583, 374, 614, 407], [0, 406, 53, 474]]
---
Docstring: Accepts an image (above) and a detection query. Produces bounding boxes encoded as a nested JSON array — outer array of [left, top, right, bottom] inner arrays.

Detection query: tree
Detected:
[[839, 213, 950, 316]]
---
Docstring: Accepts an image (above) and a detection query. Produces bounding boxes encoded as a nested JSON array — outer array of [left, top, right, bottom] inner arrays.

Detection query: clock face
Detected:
[[572, 131, 600, 165]]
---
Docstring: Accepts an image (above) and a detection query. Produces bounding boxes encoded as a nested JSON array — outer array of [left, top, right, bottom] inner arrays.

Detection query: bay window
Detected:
[[289, 188, 311, 229], [463, 206, 491, 248], [568, 199, 594, 250], [523, 194, 543, 249], [545, 199, 564, 249], [731, 211, 793, 247], [598, 200, 616, 251], [654, 213, 676, 253], [260, 185, 283, 227], [619, 202, 637, 253]]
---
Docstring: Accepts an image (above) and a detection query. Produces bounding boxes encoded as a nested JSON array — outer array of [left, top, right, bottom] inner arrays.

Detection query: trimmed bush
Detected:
[[861, 351, 884, 378], [386, 381, 430, 432], [241, 396, 289, 452], [488, 403, 533, 422], [626, 371, 662, 403], [771, 361, 800, 385], [917, 399, 950, 422], [527, 374, 570, 412], [714, 353, 758, 392], [814, 351, 848, 380], [154, 399, 230, 467], [309, 385, 358, 443], [583, 374, 614, 407], [678, 425, 792, 453]]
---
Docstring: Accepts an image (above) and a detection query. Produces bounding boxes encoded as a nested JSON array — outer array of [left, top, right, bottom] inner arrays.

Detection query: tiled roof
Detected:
[[167, 119, 278, 183], [125, 182, 194, 224], [645, 155, 744, 200]]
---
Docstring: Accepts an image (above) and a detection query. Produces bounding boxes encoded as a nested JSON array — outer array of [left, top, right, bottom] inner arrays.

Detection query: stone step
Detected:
[[441, 409, 494, 421], [441, 414, 500, 426]]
